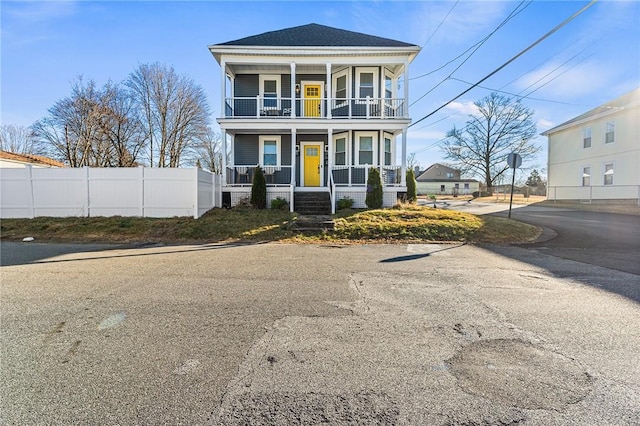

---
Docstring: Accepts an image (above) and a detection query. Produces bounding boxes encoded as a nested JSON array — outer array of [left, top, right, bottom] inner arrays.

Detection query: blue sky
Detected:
[[2, 1, 639, 176]]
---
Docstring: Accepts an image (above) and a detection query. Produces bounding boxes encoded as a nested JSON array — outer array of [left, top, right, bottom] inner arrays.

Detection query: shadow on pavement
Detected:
[[0, 240, 264, 267]]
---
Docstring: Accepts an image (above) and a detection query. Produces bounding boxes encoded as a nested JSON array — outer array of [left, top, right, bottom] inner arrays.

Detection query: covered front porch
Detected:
[[220, 127, 408, 213]]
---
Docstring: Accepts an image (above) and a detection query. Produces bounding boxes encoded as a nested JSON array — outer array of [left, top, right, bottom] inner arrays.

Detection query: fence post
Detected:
[[26, 165, 35, 219], [84, 166, 90, 217]]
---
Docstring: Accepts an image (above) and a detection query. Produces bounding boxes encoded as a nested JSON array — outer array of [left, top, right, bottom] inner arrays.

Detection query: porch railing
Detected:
[[223, 97, 406, 119], [226, 165, 293, 185], [331, 165, 402, 186], [225, 165, 402, 187]]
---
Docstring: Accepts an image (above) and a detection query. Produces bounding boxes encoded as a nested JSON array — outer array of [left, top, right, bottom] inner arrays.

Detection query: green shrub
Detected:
[[337, 197, 354, 210], [270, 197, 289, 210], [365, 168, 383, 209], [406, 169, 417, 203], [250, 166, 267, 209]]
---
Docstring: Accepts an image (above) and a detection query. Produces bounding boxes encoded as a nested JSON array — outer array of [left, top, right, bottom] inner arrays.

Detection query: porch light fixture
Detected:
[[295, 84, 300, 94], [295, 145, 300, 153]]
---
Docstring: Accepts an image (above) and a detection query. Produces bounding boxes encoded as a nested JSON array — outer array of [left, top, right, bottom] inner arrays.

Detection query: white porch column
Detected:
[[326, 63, 332, 119], [221, 129, 228, 185], [401, 129, 407, 186], [403, 60, 409, 118], [220, 60, 226, 118], [291, 129, 297, 186], [327, 128, 333, 184], [290, 63, 296, 117]]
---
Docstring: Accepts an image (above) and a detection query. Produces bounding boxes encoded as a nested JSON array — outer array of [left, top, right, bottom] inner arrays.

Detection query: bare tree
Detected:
[[97, 81, 147, 166], [32, 77, 148, 167], [0, 125, 46, 155], [32, 77, 103, 167], [127, 63, 210, 167], [441, 93, 538, 193], [190, 127, 222, 172]]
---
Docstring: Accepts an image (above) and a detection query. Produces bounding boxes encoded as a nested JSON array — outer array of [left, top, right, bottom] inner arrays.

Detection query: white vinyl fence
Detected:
[[1, 166, 222, 219]]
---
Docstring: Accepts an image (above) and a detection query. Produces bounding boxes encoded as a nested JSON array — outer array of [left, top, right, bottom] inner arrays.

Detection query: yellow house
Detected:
[[541, 88, 640, 204]]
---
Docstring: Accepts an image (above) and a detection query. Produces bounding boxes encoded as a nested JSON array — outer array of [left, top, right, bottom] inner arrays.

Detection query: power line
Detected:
[[410, 1, 531, 82], [409, 0, 598, 129], [421, 0, 459, 48], [410, 1, 531, 107]]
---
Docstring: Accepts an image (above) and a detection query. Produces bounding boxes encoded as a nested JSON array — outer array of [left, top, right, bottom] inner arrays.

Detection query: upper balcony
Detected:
[[223, 96, 407, 120]]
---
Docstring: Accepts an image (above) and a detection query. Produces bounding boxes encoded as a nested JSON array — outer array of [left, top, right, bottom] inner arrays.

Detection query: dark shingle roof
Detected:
[[217, 23, 417, 48]]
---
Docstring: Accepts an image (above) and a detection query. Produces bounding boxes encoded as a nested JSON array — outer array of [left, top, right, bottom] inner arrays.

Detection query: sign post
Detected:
[[507, 153, 522, 218]]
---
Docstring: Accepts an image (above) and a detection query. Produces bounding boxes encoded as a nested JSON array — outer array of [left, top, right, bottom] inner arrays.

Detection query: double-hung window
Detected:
[[259, 136, 280, 167], [604, 163, 614, 185], [583, 128, 591, 148], [356, 67, 378, 101], [334, 135, 347, 166], [582, 166, 591, 186], [332, 70, 348, 107], [259, 75, 280, 111], [384, 137, 392, 166], [355, 132, 376, 165], [605, 122, 615, 143]]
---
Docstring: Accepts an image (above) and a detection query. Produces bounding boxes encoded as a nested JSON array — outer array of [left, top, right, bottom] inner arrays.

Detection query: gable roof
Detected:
[[217, 23, 417, 48], [0, 151, 65, 168], [541, 87, 640, 136]]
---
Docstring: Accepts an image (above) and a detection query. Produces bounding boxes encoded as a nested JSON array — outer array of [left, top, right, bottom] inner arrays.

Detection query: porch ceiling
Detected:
[[225, 62, 404, 75]]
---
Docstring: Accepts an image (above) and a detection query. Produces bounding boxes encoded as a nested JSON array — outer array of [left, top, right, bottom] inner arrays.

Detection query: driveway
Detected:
[[1, 241, 638, 424]]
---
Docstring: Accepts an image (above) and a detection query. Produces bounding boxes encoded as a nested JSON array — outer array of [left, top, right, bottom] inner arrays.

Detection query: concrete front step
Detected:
[[294, 192, 332, 215]]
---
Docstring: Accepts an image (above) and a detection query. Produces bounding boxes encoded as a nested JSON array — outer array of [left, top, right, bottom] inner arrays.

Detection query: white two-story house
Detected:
[[542, 88, 640, 204], [208, 23, 420, 213]]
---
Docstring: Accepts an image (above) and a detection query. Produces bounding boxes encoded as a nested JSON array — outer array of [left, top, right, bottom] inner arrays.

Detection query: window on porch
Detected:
[[358, 136, 374, 165], [259, 135, 281, 167]]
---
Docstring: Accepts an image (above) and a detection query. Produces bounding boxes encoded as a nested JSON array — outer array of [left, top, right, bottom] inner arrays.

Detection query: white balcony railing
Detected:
[[223, 97, 406, 119]]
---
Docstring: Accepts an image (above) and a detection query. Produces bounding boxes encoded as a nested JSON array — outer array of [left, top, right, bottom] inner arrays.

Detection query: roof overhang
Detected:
[[208, 45, 421, 66]]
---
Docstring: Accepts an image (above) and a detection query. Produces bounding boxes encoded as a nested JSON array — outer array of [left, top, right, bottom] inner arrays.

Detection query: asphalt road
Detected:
[[434, 200, 640, 276], [1, 241, 638, 425]]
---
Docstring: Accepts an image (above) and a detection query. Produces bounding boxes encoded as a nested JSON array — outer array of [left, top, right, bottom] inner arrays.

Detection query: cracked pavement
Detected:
[[1, 242, 639, 425]]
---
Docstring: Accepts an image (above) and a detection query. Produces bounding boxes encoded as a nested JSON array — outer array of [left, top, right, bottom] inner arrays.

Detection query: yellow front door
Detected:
[[304, 84, 321, 117], [303, 144, 321, 186]]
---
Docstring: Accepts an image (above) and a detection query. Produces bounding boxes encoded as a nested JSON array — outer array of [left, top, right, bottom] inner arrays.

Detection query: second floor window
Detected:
[[605, 122, 615, 143], [336, 75, 347, 102], [356, 68, 378, 100], [583, 128, 591, 148], [259, 75, 280, 109], [385, 75, 392, 100]]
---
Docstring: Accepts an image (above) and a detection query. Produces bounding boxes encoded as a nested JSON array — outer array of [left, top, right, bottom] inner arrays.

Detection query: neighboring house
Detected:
[[415, 163, 479, 196], [208, 23, 420, 213], [0, 151, 64, 168], [542, 88, 640, 204]]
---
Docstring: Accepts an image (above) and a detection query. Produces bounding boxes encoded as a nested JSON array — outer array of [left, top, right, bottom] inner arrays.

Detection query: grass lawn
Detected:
[[0, 204, 540, 245]]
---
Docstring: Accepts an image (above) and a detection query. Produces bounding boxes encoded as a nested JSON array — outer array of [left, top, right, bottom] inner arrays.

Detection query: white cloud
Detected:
[[537, 118, 554, 131], [444, 100, 479, 116]]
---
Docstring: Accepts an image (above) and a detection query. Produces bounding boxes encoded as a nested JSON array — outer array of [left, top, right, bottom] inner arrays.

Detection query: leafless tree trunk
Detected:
[[127, 63, 210, 168], [441, 93, 539, 193]]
